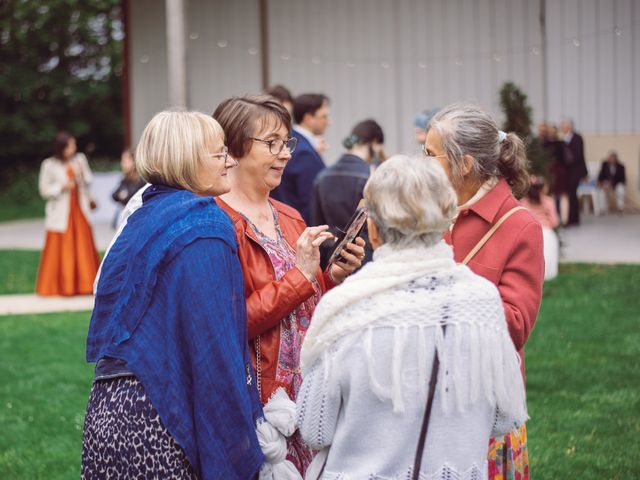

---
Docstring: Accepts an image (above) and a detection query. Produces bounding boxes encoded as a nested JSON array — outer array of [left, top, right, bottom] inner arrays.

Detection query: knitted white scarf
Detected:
[[300, 240, 527, 419]]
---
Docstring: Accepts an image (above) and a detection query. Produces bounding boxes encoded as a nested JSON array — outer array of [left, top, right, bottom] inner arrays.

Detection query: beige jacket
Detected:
[[38, 153, 93, 232]]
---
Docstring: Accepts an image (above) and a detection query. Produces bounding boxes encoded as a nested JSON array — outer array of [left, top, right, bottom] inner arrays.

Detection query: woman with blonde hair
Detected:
[[82, 111, 263, 479], [297, 155, 527, 479], [424, 102, 544, 479]]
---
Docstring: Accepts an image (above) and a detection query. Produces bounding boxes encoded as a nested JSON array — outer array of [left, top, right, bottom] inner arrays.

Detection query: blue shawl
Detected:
[[87, 185, 264, 479]]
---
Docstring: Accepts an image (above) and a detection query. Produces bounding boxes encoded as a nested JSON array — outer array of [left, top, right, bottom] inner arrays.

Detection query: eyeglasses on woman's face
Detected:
[[250, 136, 298, 155], [209, 145, 238, 166], [421, 143, 447, 159]]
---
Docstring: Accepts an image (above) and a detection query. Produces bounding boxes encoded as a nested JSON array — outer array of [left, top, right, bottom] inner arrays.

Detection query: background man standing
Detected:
[[272, 93, 330, 224], [560, 118, 588, 225]]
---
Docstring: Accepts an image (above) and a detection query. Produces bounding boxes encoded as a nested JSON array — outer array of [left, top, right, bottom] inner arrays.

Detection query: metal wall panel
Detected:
[[185, 0, 262, 115], [615, 0, 634, 133], [266, 0, 548, 160], [129, 0, 169, 144], [634, 0, 640, 132], [579, 0, 598, 133], [129, 0, 638, 152]]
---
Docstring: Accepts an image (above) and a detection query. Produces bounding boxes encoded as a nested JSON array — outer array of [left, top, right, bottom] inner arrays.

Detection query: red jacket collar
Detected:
[[463, 178, 513, 223]]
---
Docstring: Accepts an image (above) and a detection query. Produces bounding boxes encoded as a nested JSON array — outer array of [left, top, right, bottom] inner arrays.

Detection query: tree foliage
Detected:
[[0, 0, 124, 167], [499, 81, 551, 177]]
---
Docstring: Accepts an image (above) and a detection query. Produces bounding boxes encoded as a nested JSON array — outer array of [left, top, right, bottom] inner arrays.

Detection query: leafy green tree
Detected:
[[0, 0, 124, 168], [499, 81, 551, 178]]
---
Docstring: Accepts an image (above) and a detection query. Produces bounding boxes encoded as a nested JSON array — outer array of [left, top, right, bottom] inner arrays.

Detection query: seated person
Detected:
[[597, 151, 626, 213]]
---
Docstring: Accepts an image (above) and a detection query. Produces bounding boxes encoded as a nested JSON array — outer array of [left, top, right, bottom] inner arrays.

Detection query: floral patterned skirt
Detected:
[[488, 424, 529, 480]]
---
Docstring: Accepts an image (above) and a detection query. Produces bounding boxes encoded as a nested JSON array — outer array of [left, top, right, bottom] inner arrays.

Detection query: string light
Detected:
[[132, 20, 637, 70]]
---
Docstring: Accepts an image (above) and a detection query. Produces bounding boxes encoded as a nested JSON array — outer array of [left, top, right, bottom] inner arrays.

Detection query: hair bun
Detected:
[[342, 134, 359, 149]]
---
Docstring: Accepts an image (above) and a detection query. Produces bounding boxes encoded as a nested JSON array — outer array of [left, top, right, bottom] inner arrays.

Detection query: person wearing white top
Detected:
[[297, 155, 527, 480]]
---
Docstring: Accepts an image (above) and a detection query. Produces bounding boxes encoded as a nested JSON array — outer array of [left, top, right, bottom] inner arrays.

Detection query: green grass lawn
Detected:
[[0, 250, 104, 295], [0, 264, 638, 479], [0, 312, 93, 479], [526, 264, 640, 478], [0, 250, 40, 294], [0, 168, 45, 222]]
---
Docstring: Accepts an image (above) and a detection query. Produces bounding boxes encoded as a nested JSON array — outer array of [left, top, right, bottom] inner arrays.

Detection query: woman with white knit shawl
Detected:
[[296, 155, 527, 480]]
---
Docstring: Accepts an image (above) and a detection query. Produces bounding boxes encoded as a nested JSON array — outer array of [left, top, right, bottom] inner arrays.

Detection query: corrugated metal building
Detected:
[[124, 0, 640, 206]]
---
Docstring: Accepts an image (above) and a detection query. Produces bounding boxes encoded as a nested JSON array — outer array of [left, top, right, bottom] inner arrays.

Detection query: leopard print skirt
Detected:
[[81, 376, 197, 479]]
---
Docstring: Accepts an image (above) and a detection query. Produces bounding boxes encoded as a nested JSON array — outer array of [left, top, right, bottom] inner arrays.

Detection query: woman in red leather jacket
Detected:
[[424, 102, 544, 480], [213, 95, 364, 475]]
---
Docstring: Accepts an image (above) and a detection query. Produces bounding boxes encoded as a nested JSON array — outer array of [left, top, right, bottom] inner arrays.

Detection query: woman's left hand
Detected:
[[328, 237, 366, 285]]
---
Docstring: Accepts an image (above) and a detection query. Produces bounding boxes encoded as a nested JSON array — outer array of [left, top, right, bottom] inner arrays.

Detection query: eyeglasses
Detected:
[[421, 144, 447, 159], [250, 136, 298, 155], [209, 146, 238, 166]]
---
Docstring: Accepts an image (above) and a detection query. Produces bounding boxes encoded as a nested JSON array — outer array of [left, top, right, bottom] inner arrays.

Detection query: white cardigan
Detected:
[[38, 154, 93, 232], [296, 242, 527, 480]]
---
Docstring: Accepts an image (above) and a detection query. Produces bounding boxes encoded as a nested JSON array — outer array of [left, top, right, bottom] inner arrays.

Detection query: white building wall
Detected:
[[266, 0, 547, 161], [129, 0, 639, 159], [545, 0, 639, 134]]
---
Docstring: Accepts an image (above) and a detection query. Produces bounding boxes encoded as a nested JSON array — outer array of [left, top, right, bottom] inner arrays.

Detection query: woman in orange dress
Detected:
[[36, 132, 100, 296]]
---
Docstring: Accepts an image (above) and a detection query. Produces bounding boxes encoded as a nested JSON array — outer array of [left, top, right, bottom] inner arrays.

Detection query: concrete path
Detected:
[[0, 219, 116, 251], [0, 294, 93, 316], [559, 212, 640, 264]]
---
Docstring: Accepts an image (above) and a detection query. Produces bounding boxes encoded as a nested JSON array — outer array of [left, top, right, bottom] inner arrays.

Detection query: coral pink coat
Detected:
[[444, 179, 544, 377]]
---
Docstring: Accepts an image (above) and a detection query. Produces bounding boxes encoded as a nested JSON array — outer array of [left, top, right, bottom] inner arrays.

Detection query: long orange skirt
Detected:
[[36, 187, 100, 296]]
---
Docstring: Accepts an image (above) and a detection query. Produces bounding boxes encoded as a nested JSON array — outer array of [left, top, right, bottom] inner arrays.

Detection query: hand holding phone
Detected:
[[326, 208, 368, 268]]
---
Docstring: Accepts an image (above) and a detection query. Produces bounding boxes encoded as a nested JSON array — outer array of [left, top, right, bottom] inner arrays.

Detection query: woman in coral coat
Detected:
[[424, 103, 544, 480], [36, 132, 100, 296]]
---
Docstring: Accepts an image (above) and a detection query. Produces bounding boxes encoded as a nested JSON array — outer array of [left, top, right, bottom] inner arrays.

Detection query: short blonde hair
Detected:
[[364, 154, 457, 247], [136, 110, 224, 194]]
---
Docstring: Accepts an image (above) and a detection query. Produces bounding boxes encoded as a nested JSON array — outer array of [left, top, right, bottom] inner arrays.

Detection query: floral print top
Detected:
[[242, 205, 321, 401]]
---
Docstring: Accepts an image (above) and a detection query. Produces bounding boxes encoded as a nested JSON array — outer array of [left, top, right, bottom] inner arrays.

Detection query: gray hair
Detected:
[[429, 102, 530, 197], [364, 154, 457, 248]]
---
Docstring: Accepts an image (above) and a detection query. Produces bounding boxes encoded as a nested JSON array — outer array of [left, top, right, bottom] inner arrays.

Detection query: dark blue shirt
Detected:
[[271, 128, 325, 224], [312, 153, 373, 266], [87, 185, 263, 479]]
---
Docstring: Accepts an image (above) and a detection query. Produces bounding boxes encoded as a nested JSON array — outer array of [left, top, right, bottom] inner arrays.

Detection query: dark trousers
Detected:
[[568, 179, 581, 225]]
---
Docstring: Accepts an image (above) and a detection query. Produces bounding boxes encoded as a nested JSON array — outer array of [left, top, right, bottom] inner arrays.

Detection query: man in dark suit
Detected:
[[271, 93, 329, 224], [560, 119, 589, 225], [597, 151, 626, 212]]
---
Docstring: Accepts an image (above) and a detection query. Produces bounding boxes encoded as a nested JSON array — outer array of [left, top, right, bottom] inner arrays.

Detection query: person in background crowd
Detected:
[[82, 110, 264, 479], [265, 84, 294, 117], [312, 119, 385, 266], [212, 95, 364, 476], [111, 148, 146, 227], [297, 155, 527, 479], [413, 108, 439, 147], [36, 131, 100, 296], [520, 175, 559, 280], [271, 93, 330, 223], [542, 123, 571, 226], [597, 150, 626, 213], [425, 102, 544, 480], [560, 118, 588, 226]]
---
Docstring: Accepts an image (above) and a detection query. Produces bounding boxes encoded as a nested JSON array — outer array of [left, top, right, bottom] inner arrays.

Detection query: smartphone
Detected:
[[326, 208, 368, 267]]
